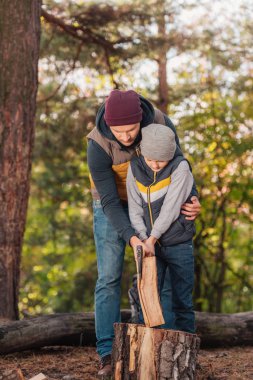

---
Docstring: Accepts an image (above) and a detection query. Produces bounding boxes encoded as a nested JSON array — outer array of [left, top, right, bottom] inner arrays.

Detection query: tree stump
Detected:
[[112, 323, 200, 380]]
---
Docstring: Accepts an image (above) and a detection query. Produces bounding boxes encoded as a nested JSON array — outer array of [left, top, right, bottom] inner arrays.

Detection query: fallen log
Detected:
[[196, 311, 253, 347], [0, 311, 100, 354], [112, 323, 200, 380], [0, 310, 253, 354]]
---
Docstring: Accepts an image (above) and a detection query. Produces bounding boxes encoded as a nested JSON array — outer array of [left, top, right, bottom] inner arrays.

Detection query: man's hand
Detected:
[[181, 196, 201, 220], [130, 236, 148, 262]]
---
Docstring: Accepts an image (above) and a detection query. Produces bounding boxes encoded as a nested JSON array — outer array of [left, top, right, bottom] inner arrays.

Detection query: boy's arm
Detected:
[[150, 161, 193, 240], [127, 165, 148, 241]]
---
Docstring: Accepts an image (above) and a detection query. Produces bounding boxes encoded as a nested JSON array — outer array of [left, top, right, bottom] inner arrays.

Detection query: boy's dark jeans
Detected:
[[156, 240, 195, 333]]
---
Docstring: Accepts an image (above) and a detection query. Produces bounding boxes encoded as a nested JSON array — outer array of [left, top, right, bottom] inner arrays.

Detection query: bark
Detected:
[[112, 323, 200, 380], [0, 311, 253, 354], [0, 1, 41, 319]]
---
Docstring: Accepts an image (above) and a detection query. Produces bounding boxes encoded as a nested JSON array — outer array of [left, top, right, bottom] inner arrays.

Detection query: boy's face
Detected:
[[144, 157, 169, 172], [110, 123, 140, 146]]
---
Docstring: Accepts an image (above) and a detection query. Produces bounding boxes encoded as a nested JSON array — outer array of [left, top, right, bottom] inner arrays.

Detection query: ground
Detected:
[[0, 346, 253, 379]]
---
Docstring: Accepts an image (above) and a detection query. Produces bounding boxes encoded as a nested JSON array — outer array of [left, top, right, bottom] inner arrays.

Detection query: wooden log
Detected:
[[112, 323, 200, 380], [136, 249, 164, 327], [0, 312, 99, 354], [0, 311, 253, 354]]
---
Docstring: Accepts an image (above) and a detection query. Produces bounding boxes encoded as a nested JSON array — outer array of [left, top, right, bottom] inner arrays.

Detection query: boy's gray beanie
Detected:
[[140, 123, 176, 161]]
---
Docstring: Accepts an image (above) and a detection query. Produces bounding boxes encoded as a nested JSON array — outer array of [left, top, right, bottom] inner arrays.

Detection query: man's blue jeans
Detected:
[[93, 200, 126, 358], [156, 241, 195, 333], [93, 200, 176, 357]]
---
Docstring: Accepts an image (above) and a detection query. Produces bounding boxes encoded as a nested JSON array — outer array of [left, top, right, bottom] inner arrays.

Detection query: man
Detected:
[[87, 89, 200, 378]]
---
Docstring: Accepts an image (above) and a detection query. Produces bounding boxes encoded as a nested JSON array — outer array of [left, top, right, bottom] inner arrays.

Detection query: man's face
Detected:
[[110, 123, 141, 146], [144, 157, 169, 172]]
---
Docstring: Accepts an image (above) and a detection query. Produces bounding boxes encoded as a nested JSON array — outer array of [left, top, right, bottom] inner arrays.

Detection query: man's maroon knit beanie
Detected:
[[104, 89, 143, 126]]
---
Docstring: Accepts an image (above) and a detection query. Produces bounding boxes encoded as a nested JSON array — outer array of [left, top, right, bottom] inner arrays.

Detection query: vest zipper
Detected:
[[147, 171, 156, 227], [147, 171, 161, 247]]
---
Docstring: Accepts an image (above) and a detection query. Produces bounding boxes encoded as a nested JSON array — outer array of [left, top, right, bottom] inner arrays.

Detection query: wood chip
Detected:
[[28, 374, 47, 380]]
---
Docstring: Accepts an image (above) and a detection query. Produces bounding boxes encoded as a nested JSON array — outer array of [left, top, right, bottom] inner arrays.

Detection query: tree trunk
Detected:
[[0, 311, 253, 354], [112, 323, 200, 380], [0, 0, 41, 319]]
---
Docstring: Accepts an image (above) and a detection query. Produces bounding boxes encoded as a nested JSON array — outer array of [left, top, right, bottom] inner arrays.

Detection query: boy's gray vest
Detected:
[[130, 155, 196, 246]]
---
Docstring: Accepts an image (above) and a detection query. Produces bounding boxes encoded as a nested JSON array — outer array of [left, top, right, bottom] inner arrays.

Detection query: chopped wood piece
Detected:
[[137, 255, 165, 327]]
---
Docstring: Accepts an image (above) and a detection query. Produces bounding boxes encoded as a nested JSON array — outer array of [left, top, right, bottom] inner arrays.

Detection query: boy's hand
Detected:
[[143, 236, 157, 256], [181, 196, 201, 220]]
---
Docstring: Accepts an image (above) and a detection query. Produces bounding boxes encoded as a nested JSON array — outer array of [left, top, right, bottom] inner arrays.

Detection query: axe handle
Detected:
[[136, 245, 143, 280]]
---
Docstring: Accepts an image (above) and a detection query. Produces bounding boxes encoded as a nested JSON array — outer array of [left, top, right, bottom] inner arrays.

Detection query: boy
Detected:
[[127, 123, 196, 333]]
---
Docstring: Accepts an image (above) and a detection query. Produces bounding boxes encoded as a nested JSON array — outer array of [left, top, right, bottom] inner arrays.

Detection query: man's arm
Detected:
[[87, 140, 135, 244], [126, 165, 148, 241], [150, 161, 193, 240]]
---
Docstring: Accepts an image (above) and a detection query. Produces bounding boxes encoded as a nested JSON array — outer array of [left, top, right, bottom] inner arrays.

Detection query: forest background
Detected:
[[19, 0, 253, 317]]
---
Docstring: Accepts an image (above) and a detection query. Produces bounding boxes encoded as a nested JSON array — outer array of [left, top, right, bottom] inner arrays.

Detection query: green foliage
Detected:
[[171, 17, 253, 312]]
